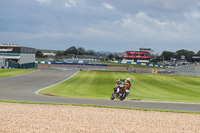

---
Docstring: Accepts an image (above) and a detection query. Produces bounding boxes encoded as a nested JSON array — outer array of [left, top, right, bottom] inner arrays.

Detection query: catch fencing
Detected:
[[166, 65, 200, 77]]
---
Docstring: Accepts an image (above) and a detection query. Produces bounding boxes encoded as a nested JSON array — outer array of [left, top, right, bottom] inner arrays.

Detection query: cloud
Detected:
[[69, 0, 77, 6], [65, 0, 77, 7], [1, 0, 200, 53], [191, 10, 200, 19], [65, 2, 72, 7], [68, 10, 200, 52], [36, 0, 51, 5], [103, 3, 115, 9]]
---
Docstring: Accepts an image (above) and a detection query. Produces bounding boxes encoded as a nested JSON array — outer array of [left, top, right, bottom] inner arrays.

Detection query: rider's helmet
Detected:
[[126, 78, 131, 81]]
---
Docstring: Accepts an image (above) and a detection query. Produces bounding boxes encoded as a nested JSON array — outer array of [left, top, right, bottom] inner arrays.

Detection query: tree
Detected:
[[176, 49, 195, 56], [56, 51, 64, 56], [161, 51, 175, 60], [155, 51, 174, 61], [85, 50, 95, 55], [77, 47, 85, 55], [35, 50, 43, 58], [113, 52, 120, 60], [107, 54, 113, 60], [197, 50, 200, 55], [64, 46, 77, 55]]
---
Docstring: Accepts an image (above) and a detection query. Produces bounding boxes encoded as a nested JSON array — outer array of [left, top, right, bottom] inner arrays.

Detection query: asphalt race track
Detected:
[[0, 70, 200, 112]]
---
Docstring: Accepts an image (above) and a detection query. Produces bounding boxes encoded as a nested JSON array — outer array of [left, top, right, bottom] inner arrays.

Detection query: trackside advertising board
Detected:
[[0, 46, 36, 54], [0, 47, 21, 53]]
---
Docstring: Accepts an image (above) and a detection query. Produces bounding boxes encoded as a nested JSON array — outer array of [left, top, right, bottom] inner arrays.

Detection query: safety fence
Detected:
[[166, 65, 200, 77]]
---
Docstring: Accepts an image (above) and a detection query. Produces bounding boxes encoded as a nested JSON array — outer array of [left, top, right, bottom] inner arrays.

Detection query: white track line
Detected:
[[35, 71, 79, 95]]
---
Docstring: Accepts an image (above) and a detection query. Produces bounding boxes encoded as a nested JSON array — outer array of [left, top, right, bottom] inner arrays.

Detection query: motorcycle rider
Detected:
[[114, 78, 131, 93], [124, 78, 131, 96], [125, 78, 131, 88], [111, 78, 131, 100]]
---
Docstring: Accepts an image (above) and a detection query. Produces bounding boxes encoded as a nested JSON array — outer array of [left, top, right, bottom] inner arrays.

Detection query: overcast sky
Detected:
[[1, 0, 200, 54]]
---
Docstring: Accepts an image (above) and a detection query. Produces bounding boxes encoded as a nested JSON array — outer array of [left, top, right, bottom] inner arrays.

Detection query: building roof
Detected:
[[0, 43, 21, 47]]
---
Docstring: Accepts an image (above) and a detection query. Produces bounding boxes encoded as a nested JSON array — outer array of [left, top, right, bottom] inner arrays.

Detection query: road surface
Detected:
[[0, 70, 200, 112]]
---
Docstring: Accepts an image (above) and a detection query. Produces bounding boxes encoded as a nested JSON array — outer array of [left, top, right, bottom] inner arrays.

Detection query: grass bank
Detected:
[[1, 100, 199, 114], [0, 69, 36, 78], [39, 71, 200, 103]]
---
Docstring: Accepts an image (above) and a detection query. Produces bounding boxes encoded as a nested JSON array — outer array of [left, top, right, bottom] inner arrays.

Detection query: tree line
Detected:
[[56, 46, 96, 56], [36, 46, 200, 62], [36, 46, 96, 58], [155, 49, 200, 62]]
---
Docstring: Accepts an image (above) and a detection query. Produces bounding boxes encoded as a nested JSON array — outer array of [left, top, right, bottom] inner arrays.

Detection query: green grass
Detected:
[[0, 69, 36, 78], [1, 100, 199, 114], [39, 71, 200, 103], [1, 69, 200, 113]]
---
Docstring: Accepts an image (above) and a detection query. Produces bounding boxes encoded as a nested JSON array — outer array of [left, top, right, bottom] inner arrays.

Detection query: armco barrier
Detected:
[[1, 66, 13, 69]]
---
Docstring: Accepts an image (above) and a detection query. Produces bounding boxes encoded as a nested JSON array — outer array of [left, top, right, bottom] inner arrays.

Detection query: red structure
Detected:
[[122, 51, 150, 62]]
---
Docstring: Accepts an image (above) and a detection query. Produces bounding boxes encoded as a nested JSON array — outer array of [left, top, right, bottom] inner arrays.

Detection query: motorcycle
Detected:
[[110, 79, 130, 101]]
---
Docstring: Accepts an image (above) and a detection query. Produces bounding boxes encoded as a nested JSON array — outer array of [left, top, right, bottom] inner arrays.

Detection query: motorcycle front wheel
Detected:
[[120, 92, 126, 101], [110, 92, 115, 100]]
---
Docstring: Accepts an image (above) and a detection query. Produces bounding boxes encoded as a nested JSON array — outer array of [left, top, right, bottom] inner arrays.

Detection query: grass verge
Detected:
[[1, 69, 200, 113], [39, 71, 200, 103], [0, 100, 199, 114], [0, 69, 37, 78]]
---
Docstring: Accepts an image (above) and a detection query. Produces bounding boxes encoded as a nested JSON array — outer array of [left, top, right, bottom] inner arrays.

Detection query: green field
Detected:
[[0, 69, 36, 78], [39, 71, 200, 103]]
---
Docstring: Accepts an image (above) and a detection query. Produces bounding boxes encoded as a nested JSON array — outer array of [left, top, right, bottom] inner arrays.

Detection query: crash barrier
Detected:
[[111, 61, 166, 68], [35, 61, 107, 66], [1, 66, 13, 69], [0, 61, 35, 69]]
